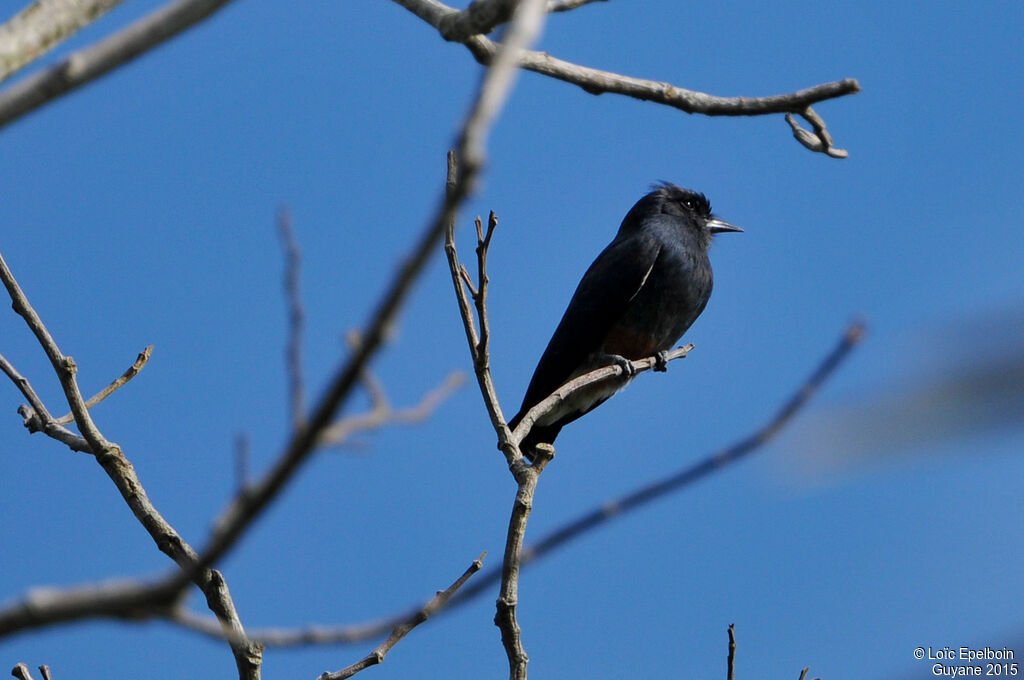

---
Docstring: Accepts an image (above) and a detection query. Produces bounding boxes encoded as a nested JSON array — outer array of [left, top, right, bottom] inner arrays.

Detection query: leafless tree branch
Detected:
[[0, 250, 263, 679], [392, 0, 859, 157], [445, 198, 515, 459], [0, 0, 237, 131], [510, 344, 694, 447], [443, 161, 536, 676], [0, 324, 860, 663], [0, 351, 87, 450], [0, 0, 128, 84], [188, 0, 549, 590], [0, 576, 184, 638], [444, 121, 696, 680], [2, 343, 152, 446], [318, 552, 487, 680], [149, 324, 861, 651]]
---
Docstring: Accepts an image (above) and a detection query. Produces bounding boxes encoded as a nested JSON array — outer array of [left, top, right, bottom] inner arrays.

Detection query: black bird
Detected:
[[508, 183, 742, 456]]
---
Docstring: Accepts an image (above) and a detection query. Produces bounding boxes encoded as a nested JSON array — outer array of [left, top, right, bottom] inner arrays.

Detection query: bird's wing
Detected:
[[517, 233, 661, 415]]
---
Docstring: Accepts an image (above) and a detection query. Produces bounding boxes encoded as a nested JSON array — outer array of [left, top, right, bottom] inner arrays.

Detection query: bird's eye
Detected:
[[682, 199, 695, 211]]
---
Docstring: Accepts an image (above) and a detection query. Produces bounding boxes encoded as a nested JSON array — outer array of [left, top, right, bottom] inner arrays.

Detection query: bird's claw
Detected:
[[604, 353, 636, 379], [653, 350, 669, 372]]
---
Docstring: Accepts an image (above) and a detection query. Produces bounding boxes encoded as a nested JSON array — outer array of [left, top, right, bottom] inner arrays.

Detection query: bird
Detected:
[[507, 182, 742, 458]]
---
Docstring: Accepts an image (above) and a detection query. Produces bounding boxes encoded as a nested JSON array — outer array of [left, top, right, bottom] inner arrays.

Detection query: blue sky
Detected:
[[2, 1, 1022, 678]]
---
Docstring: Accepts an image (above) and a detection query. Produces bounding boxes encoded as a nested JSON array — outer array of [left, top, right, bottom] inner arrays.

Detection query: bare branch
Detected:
[[494, 442, 551, 680], [440, 324, 863, 623], [318, 552, 487, 680], [0, 0, 128, 84], [511, 344, 694, 448], [457, 323, 865, 602], [2, 343, 151, 446], [443, 175, 516, 464], [0, 576, 184, 638], [0, 249, 262, 679], [50, 345, 153, 425], [392, 0, 859, 156], [156, 328, 860, 662], [277, 207, 306, 430], [444, 160, 482, 364], [0, 0, 237, 131], [6, 312, 858, 660], [191, 0, 548, 582]]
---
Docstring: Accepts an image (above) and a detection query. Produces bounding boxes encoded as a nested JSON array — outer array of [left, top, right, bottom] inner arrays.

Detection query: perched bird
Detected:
[[508, 183, 741, 457]]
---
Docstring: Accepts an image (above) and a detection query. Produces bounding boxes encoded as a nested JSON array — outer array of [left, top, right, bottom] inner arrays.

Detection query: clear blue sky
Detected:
[[2, 1, 1022, 678]]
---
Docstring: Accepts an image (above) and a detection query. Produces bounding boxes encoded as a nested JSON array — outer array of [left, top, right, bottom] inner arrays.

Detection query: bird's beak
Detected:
[[706, 216, 743, 234]]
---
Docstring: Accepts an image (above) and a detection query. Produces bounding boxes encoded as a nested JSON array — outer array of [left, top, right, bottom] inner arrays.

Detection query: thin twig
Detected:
[[0, 0, 238, 130], [51, 345, 153, 424], [474, 212, 497, 359], [318, 552, 487, 680], [277, 207, 306, 430], [442, 165, 515, 461]]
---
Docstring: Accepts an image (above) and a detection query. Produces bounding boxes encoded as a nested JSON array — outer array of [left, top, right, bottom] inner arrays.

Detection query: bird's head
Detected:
[[653, 182, 743, 241]]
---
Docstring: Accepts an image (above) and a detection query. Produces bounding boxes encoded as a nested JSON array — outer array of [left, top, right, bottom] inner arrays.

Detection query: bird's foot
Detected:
[[653, 350, 670, 372], [599, 352, 636, 379]]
